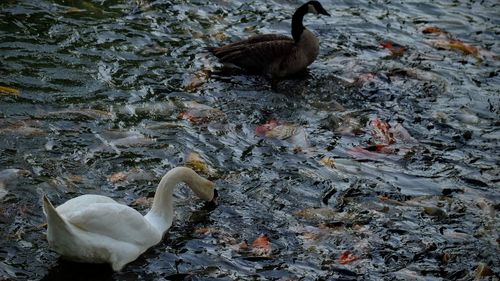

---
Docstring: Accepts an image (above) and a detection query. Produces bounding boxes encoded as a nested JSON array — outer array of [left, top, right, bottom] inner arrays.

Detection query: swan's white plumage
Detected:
[[61, 199, 162, 245], [43, 167, 215, 271]]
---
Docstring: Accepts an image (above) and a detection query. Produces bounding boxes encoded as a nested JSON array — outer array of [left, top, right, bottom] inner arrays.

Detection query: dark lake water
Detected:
[[1, 0, 499, 280]]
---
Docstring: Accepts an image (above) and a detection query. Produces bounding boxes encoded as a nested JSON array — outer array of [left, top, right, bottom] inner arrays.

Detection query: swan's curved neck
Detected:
[[144, 167, 214, 234], [291, 4, 309, 42]]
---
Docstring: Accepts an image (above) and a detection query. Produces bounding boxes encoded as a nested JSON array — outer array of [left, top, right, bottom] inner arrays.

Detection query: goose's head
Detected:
[[292, 1, 330, 42], [306, 1, 330, 16]]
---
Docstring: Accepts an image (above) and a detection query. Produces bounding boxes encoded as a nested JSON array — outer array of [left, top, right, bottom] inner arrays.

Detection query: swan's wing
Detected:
[[56, 194, 118, 215], [61, 202, 161, 246], [216, 40, 296, 71]]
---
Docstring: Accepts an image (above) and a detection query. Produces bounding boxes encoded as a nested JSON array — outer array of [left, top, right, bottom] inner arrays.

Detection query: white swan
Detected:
[[42, 166, 216, 271]]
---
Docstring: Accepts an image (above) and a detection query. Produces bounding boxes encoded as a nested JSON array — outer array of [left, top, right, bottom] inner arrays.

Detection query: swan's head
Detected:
[[191, 176, 216, 202], [169, 167, 215, 202], [306, 1, 330, 16]]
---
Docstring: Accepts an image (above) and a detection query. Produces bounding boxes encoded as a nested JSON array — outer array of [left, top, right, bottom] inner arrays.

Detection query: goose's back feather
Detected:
[[210, 34, 296, 73], [213, 34, 292, 50]]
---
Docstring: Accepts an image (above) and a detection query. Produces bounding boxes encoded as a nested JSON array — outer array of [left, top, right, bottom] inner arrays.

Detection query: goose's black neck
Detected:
[[291, 4, 308, 42]]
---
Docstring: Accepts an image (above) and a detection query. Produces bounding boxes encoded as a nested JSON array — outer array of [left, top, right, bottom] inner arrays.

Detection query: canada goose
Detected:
[[209, 1, 330, 79], [42, 167, 216, 271]]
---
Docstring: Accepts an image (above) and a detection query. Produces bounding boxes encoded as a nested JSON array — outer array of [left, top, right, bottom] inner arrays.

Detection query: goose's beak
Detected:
[[317, 5, 330, 16], [319, 9, 330, 16]]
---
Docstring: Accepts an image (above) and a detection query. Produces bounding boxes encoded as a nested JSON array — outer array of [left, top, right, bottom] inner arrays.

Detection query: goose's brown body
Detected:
[[209, 1, 329, 78]]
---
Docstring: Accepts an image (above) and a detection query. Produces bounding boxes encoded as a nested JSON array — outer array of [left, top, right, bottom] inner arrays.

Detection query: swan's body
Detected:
[[209, 1, 330, 78], [43, 167, 215, 271]]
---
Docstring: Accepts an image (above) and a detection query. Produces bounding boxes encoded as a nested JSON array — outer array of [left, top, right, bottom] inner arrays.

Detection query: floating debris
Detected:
[[380, 40, 407, 57], [194, 227, 218, 235], [319, 157, 336, 168], [182, 53, 215, 91], [109, 172, 128, 183], [348, 117, 417, 159], [421, 26, 449, 37], [295, 208, 337, 220], [108, 168, 155, 184], [256, 119, 310, 149], [431, 39, 479, 56], [475, 262, 493, 279], [180, 101, 226, 124], [65, 7, 86, 13], [145, 122, 184, 130], [0, 86, 20, 96], [229, 240, 249, 253], [119, 102, 176, 119], [0, 183, 7, 200], [0, 121, 45, 136], [0, 169, 30, 183], [185, 152, 214, 175], [182, 70, 210, 92], [251, 234, 272, 257], [42, 109, 113, 121], [95, 131, 156, 154], [131, 196, 154, 208], [423, 206, 447, 219], [370, 118, 395, 145], [337, 251, 359, 265], [0, 169, 30, 200]]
